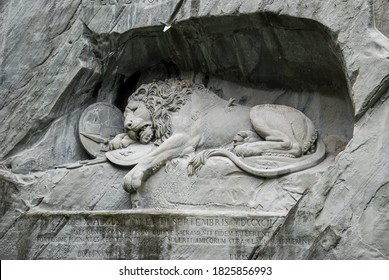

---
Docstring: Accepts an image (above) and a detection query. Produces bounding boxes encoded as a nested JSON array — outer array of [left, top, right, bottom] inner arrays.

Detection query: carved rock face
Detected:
[[1, 0, 388, 261]]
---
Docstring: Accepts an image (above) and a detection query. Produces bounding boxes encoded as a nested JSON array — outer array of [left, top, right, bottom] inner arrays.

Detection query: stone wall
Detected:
[[0, 0, 388, 259]]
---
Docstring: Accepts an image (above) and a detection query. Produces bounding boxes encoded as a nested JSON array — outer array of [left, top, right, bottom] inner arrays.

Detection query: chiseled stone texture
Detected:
[[254, 89, 389, 259], [374, 0, 389, 38], [0, 0, 388, 259]]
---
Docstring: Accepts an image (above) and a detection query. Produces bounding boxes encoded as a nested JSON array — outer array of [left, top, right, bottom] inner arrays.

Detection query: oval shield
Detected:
[[79, 103, 124, 158]]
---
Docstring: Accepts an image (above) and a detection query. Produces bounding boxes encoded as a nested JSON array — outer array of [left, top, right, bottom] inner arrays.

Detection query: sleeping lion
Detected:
[[108, 79, 325, 193]]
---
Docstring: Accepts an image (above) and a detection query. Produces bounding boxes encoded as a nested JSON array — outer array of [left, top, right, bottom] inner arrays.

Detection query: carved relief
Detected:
[[100, 79, 325, 193], [79, 103, 124, 158]]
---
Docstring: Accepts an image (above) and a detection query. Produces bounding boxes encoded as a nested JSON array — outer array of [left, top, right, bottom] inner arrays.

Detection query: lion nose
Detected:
[[125, 120, 133, 130]]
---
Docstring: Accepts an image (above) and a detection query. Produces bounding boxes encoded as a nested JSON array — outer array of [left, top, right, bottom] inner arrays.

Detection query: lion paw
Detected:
[[233, 131, 251, 147], [123, 167, 144, 193], [234, 143, 257, 157], [109, 135, 133, 150], [108, 137, 122, 150]]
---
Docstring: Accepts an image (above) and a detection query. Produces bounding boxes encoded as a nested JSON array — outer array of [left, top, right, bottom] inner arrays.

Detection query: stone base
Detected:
[[6, 209, 285, 260]]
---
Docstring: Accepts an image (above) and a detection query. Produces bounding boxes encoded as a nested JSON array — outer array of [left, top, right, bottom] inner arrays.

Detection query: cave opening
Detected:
[[107, 12, 354, 155]]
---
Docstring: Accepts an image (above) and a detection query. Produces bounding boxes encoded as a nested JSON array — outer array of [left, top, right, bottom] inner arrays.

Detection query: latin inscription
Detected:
[[82, 0, 161, 7], [27, 214, 284, 260]]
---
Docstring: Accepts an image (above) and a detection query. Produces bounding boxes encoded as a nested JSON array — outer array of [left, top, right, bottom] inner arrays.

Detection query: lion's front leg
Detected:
[[123, 158, 167, 192], [122, 133, 200, 193], [123, 165, 147, 192]]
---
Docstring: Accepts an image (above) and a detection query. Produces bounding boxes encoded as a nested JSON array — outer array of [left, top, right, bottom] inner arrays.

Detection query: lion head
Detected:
[[124, 79, 193, 145]]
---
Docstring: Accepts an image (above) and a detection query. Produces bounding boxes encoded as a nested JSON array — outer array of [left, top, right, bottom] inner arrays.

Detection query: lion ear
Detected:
[[130, 87, 146, 101]]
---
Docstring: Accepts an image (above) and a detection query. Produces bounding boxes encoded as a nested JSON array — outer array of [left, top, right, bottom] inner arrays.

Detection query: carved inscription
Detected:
[[25, 213, 284, 260], [82, 0, 160, 7]]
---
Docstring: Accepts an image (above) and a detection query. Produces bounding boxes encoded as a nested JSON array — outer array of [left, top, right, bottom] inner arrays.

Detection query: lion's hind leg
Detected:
[[234, 140, 302, 157], [234, 126, 302, 158]]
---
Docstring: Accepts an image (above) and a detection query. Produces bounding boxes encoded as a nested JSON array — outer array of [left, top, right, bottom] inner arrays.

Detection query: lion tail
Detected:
[[187, 139, 326, 178]]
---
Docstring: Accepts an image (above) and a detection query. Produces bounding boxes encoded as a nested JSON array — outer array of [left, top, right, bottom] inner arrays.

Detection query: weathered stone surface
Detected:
[[0, 0, 388, 259], [2, 210, 284, 260], [35, 163, 131, 211], [254, 89, 389, 259], [374, 0, 389, 37]]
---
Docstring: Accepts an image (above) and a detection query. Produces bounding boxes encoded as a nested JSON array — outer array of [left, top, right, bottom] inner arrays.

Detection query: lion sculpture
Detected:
[[108, 79, 325, 193]]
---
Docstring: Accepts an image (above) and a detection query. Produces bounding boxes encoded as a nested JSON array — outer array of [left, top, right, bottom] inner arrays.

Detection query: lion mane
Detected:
[[128, 79, 194, 145]]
